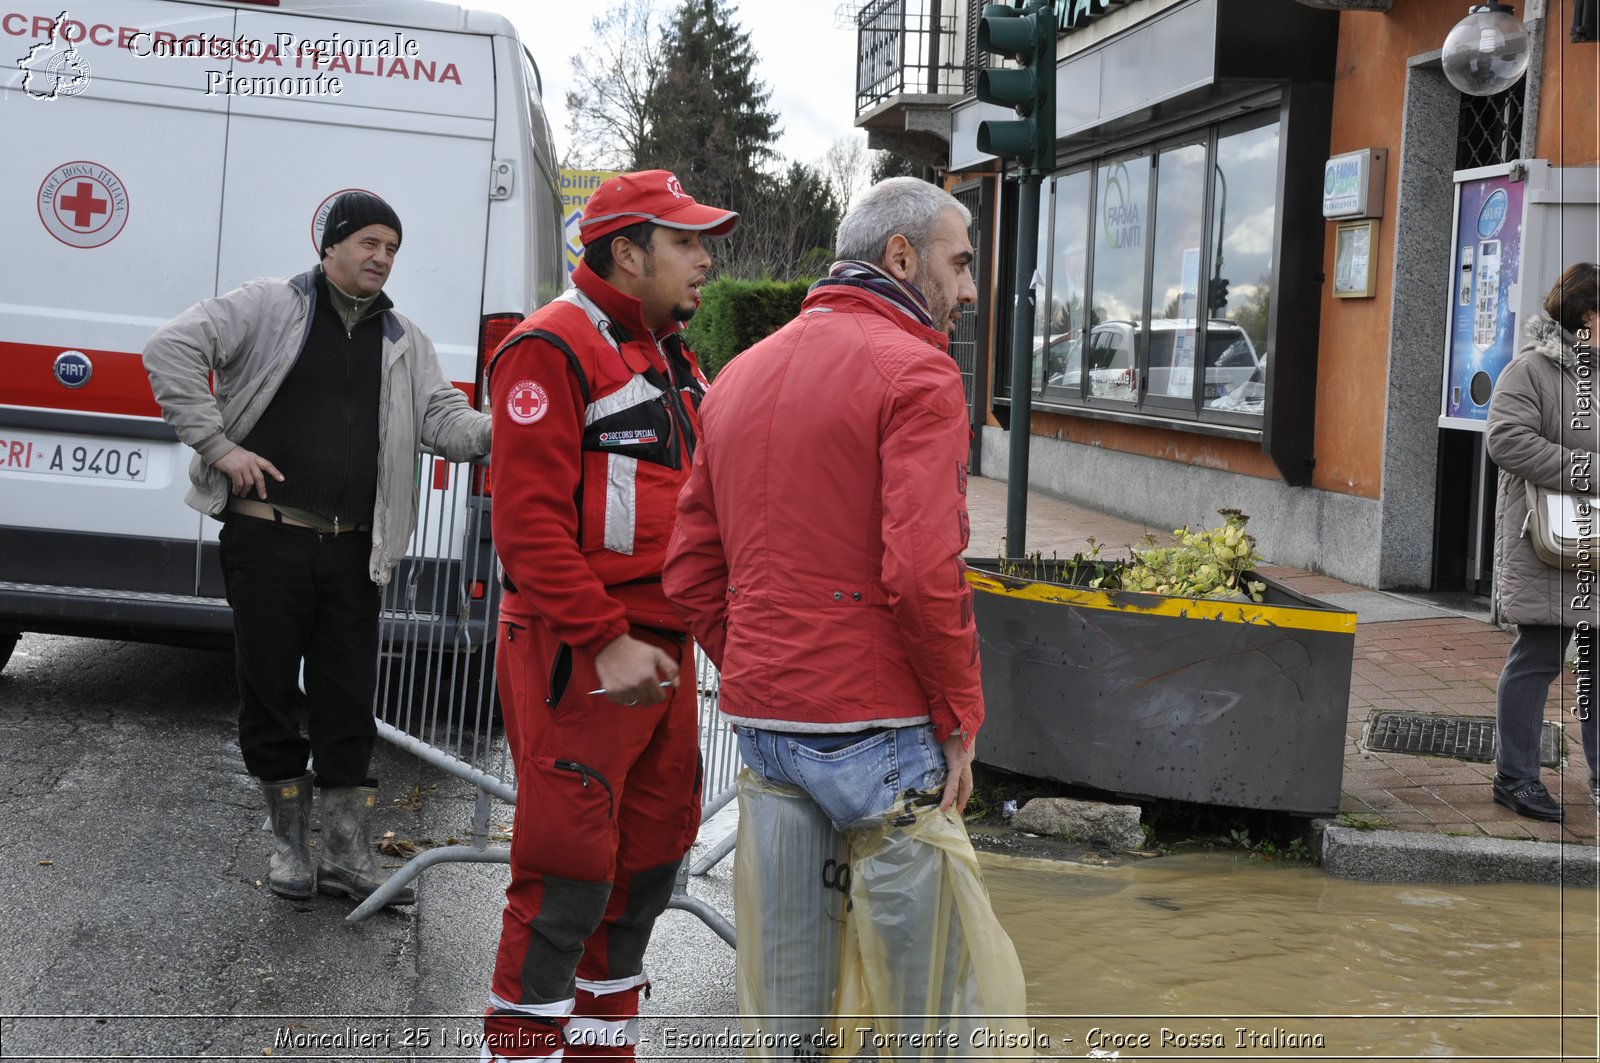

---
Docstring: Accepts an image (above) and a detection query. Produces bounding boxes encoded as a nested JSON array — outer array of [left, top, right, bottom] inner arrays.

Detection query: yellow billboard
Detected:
[[559, 168, 624, 279]]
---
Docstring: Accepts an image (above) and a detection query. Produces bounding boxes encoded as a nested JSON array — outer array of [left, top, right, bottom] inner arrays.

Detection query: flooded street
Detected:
[[981, 851, 1599, 1059]]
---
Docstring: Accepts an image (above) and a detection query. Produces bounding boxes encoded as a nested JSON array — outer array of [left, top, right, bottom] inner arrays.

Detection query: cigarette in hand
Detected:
[[587, 680, 677, 696]]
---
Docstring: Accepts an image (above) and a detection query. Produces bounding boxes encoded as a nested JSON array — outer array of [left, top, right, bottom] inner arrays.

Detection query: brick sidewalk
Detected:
[[963, 475, 1598, 847]]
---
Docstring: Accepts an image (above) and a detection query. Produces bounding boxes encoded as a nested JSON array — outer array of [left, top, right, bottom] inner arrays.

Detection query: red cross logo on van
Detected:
[[59, 182, 107, 227], [506, 380, 549, 425], [38, 161, 129, 249]]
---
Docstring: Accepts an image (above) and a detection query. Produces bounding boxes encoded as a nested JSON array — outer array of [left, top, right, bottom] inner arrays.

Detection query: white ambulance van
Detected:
[[0, 0, 563, 677]]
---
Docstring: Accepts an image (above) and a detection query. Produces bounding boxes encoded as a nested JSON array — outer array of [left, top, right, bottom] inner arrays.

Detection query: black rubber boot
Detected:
[[260, 773, 316, 899], [316, 785, 417, 907]]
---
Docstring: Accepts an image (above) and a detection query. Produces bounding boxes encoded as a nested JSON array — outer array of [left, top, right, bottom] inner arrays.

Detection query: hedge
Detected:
[[684, 276, 817, 379]]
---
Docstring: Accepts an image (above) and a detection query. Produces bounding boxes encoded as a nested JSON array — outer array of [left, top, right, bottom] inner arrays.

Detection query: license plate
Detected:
[[0, 431, 149, 482]]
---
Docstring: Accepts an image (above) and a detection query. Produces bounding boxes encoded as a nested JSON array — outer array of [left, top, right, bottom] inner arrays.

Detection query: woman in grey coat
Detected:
[[1485, 262, 1599, 822]]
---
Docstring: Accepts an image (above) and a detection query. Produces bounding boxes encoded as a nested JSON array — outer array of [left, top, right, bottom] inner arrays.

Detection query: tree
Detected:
[[821, 135, 871, 215], [730, 163, 843, 280], [1231, 278, 1272, 354], [869, 149, 921, 185], [569, 0, 841, 279], [562, 0, 666, 169], [637, 0, 781, 224]]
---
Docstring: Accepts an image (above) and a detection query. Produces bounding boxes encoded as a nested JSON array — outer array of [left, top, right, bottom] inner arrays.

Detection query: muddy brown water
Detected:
[[978, 851, 1599, 1060]]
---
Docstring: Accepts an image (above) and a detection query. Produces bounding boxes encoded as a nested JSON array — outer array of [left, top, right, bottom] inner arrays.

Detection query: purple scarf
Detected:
[[809, 260, 934, 330]]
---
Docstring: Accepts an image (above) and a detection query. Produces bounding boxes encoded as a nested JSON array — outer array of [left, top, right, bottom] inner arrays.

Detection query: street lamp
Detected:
[[1441, 2, 1531, 96]]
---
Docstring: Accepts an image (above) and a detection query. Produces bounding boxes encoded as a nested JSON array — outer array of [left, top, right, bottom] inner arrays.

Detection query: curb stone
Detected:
[[1322, 825, 1600, 886]]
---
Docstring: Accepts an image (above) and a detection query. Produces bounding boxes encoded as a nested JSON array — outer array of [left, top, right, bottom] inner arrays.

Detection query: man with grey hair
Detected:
[[664, 176, 1025, 1053]]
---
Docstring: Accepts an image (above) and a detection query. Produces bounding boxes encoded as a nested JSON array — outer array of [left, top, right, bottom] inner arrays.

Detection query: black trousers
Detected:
[[219, 514, 381, 787]]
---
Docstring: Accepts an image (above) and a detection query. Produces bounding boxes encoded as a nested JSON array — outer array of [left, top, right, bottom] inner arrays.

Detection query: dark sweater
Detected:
[[242, 272, 384, 523]]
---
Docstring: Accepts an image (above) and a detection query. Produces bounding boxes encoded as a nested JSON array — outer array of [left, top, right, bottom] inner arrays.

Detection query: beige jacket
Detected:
[[1486, 315, 1597, 628], [142, 267, 490, 585]]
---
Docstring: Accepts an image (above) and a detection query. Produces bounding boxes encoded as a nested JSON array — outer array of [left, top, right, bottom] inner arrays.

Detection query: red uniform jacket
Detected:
[[489, 260, 708, 656], [663, 283, 983, 743]]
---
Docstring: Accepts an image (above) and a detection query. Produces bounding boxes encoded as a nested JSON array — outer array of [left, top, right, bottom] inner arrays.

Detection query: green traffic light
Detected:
[[976, 68, 1035, 111], [974, 1, 1056, 170], [977, 121, 1037, 158], [978, 16, 1036, 60], [1208, 279, 1230, 312]]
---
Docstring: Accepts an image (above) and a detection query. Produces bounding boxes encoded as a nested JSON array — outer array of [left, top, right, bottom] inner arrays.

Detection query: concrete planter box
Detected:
[[966, 562, 1357, 815]]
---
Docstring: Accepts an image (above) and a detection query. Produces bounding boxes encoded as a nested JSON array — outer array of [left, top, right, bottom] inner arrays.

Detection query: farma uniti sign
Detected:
[[1052, 0, 1149, 33]]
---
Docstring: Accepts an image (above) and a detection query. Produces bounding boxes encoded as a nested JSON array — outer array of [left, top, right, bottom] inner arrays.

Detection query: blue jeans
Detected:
[[735, 723, 947, 830], [734, 724, 985, 1055]]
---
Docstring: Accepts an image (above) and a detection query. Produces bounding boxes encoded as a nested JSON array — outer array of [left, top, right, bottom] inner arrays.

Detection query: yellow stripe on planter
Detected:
[[965, 570, 1357, 635]]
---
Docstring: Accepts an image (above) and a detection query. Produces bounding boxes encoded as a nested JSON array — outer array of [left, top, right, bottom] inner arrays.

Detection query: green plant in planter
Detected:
[[997, 537, 1112, 587], [996, 510, 1268, 603], [1123, 509, 1267, 603]]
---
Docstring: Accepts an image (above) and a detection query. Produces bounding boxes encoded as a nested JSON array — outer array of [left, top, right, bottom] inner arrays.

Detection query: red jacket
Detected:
[[663, 283, 983, 743], [489, 260, 709, 655]]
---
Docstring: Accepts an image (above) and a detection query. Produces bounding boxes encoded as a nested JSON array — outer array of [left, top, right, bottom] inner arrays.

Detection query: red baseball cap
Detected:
[[579, 170, 740, 245]]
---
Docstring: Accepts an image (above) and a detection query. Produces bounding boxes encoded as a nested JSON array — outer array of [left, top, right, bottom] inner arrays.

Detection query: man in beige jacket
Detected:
[[143, 191, 489, 905]]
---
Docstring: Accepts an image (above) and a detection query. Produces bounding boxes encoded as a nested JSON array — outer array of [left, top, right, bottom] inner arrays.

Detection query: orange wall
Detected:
[[1313, 2, 1592, 499], [1535, 1, 1599, 164], [1313, 2, 1464, 499]]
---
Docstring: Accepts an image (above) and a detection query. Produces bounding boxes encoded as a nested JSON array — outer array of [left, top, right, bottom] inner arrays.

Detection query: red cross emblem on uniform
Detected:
[[506, 379, 549, 425]]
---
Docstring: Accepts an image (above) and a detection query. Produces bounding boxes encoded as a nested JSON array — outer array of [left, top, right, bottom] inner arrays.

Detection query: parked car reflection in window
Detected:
[[1042, 319, 1264, 414]]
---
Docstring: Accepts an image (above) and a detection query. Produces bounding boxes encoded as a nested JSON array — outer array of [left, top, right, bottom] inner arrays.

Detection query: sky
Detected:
[[471, 0, 867, 171]]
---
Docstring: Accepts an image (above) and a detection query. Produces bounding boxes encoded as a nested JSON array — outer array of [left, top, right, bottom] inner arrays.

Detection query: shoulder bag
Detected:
[[1524, 481, 1598, 570]]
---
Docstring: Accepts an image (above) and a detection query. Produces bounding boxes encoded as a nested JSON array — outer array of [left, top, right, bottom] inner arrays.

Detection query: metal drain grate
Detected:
[[1365, 712, 1562, 766]]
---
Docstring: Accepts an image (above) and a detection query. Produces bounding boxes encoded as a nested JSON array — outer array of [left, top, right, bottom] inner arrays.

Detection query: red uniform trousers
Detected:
[[485, 618, 702, 1061]]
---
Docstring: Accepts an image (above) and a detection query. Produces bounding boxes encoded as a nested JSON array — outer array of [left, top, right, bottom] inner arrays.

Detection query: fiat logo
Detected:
[[53, 350, 92, 389]]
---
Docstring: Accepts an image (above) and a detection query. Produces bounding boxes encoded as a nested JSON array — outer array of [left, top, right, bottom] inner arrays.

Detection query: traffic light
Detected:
[[975, 2, 1056, 172], [1208, 277, 1231, 314]]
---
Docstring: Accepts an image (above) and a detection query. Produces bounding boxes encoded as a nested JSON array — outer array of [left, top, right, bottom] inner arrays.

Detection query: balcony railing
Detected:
[[855, 0, 968, 117]]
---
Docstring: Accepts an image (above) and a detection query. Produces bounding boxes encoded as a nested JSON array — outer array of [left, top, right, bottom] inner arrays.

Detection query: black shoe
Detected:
[[1493, 776, 1565, 822]]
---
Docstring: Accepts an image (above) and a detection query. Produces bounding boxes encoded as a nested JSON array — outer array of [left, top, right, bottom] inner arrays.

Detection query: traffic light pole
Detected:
[[975, 0, 1053, 560], [1004, 170, 1042, 560]]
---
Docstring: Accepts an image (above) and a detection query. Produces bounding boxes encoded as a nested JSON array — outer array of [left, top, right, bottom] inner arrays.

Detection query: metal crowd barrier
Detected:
[[348, 454, 738, 944]]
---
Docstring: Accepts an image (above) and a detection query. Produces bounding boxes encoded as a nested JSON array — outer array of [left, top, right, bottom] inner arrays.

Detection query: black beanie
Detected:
[[320, 191, 402, 255]]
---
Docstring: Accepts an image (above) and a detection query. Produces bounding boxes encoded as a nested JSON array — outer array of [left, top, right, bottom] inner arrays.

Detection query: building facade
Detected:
[[855, 0, 1598, 590]]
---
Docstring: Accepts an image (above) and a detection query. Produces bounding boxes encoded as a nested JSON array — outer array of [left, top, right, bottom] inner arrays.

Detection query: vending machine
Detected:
[[1439, 160, 1548, 428], [1437, 161, 1599, 587]]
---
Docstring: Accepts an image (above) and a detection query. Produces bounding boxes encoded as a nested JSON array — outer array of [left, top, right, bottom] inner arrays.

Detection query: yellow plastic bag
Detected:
[[735, 771, 1029, 1060], [843, 796, 1031, 1059]]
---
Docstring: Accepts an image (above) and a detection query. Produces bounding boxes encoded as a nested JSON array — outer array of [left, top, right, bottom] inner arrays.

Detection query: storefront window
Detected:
[[1042, 170, 1090, 397], [1203, 119, 1278, 416], [1146, 142, 1207, 409], [1014, 111, 1282, 429], [1087, 154, 1149, 402]]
